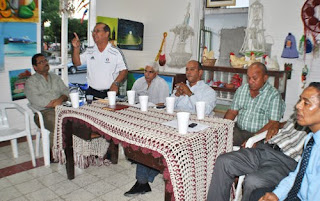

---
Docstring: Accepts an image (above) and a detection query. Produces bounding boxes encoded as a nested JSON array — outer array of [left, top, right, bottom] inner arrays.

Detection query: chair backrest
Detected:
[[0, 103, 12, 129]]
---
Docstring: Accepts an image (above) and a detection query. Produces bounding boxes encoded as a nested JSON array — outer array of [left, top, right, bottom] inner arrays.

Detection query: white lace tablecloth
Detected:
[[53, 102, 234, 201]]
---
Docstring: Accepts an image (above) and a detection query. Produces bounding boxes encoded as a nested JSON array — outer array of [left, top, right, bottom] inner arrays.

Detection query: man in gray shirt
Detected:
[[25, 53, 69, 148], [131, 61, 169, 105]]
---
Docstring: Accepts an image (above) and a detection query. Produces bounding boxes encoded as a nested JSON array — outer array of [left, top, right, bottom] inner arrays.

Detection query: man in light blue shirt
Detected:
[[173, 60, 216, 115], [258, 82, 320, 201]]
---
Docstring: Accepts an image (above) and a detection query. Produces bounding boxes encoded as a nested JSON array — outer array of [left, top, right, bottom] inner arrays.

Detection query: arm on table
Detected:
[[224, 109, 238, 120]]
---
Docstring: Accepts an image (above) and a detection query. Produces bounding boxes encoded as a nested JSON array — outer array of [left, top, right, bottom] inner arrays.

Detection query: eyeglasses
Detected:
[[37, 59, 48, 65], [144, 70, 155, 74], [91, 29, 105, 34]]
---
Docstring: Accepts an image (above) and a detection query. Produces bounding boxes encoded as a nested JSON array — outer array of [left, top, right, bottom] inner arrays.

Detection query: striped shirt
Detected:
[[231, 82, 285, 133], [268, 118, 308, 162]]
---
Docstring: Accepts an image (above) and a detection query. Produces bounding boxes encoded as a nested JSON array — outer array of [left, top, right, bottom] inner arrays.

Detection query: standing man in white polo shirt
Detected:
[[72, 22, 128, 98]]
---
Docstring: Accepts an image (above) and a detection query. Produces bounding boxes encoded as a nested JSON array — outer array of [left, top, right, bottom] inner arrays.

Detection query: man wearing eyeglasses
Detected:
[[72, 22, 128, 98], [131, 61, 169, 105], [25, 53, 69, 151]]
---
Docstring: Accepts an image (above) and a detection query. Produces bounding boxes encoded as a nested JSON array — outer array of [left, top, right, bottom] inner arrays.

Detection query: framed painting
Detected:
[[96, 16, 118, 46], [206, 0, 236, 8], [9, 68, 31, 101], [117, 19, 144, 51], [0, 0, 39, 22]]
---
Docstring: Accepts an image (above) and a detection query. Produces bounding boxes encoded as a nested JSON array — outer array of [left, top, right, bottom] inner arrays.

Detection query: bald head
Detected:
[[248, 62, 268, 75], [247, 62, 268, 92]]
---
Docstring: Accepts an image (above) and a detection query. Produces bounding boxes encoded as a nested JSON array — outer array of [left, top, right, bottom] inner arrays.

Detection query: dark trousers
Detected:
[[86, 86, 109, 99], [233, 125, 255, 146], [207, 144, 297, 201]]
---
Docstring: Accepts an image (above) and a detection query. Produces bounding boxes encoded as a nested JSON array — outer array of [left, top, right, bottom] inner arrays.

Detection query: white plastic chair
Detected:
[[233, 130, 268, 201], [27, 103, 51, 166], [0, 102, 36, 167]]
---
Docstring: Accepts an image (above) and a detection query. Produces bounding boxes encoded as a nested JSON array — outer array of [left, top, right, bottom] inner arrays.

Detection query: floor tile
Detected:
[[99, 188, 134, 201], [27, 165, 54, 178], [71, 172, 100, 187], [37, 172, 66, 187], [60, 188, 96, 201], [6, 171, 34, 185], [48, 180, 80, 196], [25, 188, 59, 201], [0, 185, 23, 201], [15, 178, 45, 195], [83, 180, 116, 196], [105, 172, 135, 188], [9, 196, 30, 201], [0, 177, 12, 189]]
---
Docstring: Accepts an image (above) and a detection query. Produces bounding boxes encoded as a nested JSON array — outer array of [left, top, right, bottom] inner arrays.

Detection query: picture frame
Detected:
[[206, 0, 236, 8]]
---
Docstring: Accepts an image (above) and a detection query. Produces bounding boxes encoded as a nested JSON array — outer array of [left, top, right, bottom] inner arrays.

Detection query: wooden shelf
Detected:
[[211, 86, 237, 93]]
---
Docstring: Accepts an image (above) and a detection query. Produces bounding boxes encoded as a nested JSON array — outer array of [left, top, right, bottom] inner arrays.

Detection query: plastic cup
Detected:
[[166, 97, 175, 114], [86, 95, 93, 104], [177, 112, 190, 134], [127, 90, 136, 105], [139, 95, 149, 112], [69, 91, 79, 108], [196, 101, 206, 119], [107, 91, 116, 106]]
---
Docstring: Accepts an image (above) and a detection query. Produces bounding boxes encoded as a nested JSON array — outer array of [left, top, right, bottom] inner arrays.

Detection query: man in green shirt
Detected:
[[224, 62, 285, 146], [25, 53, 69, 148]]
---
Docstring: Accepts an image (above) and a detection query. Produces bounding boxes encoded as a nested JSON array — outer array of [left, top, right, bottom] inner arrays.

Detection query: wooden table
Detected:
[[53, 102, 234, 201]]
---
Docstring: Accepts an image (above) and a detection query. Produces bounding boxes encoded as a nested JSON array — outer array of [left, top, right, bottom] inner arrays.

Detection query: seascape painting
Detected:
[[3, 22, 37, 57]]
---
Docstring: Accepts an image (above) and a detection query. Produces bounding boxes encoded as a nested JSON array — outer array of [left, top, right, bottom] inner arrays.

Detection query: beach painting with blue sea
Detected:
[[3, 22, 37, 57]]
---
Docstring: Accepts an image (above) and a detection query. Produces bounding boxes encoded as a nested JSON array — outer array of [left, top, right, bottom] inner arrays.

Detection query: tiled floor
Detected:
[[0, 139, 165, 201]]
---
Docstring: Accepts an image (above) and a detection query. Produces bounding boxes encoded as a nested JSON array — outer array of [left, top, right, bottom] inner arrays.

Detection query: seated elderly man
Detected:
[[131, 61, 169, 105], [225, 62, 285, 146], [207, 114, 309, 201], [124, 60, 217, 197], [25, 53, 69, 149]]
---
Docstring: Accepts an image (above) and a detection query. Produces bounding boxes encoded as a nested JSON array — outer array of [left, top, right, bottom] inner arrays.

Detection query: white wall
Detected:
[[94, 0, 202, 73]]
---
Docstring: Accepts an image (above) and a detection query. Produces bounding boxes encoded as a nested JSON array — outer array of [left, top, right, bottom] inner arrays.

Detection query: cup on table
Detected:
[[107, 91, 116, 106], [166, 97, 175, 114], [127, 90, 136, 105], [196, 101, 206, 119], [139, 95, 149, 112], [69, 91, 79, 108], [86, 95, 93, 105], [177, 112, 190, 134]]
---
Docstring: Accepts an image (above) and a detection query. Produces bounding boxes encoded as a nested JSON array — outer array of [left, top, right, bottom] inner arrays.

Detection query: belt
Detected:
[[89, 86, 109, 93], [266, 143, 282, 152]]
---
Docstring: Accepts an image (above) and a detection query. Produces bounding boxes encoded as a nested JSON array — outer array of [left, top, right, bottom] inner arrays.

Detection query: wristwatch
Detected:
[[113, 81, 120, 87]]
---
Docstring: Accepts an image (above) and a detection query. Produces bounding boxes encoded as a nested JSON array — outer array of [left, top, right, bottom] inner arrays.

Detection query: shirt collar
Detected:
[[186, 80, 204, 88], [312, 130, 320, 145], [258, 82, 270, 93]]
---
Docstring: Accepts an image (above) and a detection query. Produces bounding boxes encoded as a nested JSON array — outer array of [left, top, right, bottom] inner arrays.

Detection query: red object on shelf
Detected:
[[231, 74, 243, 88]]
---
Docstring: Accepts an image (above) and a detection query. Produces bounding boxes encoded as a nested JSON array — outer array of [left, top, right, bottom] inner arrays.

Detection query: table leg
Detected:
[[106, 140, 118, 164], [64, 120, 75, 180]]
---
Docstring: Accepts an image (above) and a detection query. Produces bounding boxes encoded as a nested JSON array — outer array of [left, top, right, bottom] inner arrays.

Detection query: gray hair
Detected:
[[145, 61, 159, 72]]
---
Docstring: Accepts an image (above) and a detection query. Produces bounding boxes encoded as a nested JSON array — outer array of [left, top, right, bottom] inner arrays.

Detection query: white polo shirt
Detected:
[[80, 43, 128, 90]]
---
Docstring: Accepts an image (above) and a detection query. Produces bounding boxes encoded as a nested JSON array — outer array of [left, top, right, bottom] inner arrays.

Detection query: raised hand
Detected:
[[72, 32, 81, 48]]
